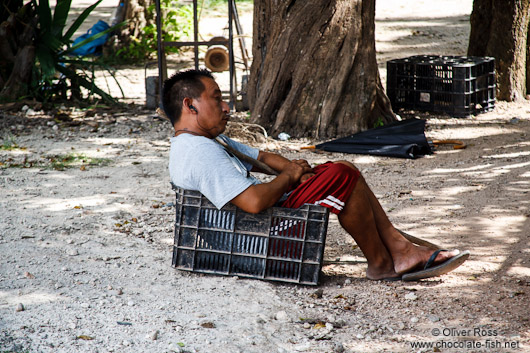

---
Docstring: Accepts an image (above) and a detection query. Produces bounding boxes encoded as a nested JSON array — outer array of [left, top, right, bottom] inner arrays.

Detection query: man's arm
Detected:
[[256, 150, 316, 183], [231, 153, 313, 213]]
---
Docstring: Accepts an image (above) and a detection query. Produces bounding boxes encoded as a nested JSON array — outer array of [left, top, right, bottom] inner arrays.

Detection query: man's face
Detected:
[[193, 77, 230, 137]]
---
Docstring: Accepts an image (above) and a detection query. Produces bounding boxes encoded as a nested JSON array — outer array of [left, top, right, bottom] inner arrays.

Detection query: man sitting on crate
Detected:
[[162, 69, 469, 281]]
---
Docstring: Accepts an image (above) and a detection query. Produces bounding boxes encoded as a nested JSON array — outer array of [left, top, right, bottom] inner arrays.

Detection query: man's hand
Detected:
[[300, 172, 315, 183], [231, 158, 313, 214], [283, 159, 313, 184]]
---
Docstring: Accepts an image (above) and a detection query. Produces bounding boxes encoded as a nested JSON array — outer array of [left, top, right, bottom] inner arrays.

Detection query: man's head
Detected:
[[161, 69, 214, 125]]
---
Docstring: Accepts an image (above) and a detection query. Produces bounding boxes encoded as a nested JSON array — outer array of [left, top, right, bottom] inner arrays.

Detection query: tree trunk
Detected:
[[468, 0, 530, 101], [0, 45, 35, 101], [527, 15, 530, 96], [248, 0, 394, 139], [118, 0, 154, 47], [0, 2, 36, 101]]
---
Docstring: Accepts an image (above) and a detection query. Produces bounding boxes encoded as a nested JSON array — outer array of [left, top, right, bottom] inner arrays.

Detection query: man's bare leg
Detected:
[[338, 177, 399, 280], [336, 161, 459, 276]]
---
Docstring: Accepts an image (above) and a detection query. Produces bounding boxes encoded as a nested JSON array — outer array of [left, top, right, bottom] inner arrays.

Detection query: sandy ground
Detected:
[[1, 1, 530, 352]]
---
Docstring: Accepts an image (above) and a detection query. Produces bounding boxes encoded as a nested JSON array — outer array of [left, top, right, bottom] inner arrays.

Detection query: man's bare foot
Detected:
[[393, 246, 460, 275], [366, 263, 400, 280]]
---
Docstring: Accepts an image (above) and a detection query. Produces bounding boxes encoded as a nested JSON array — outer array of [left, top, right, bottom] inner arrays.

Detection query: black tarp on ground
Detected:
[[315, 118, 433, 159]]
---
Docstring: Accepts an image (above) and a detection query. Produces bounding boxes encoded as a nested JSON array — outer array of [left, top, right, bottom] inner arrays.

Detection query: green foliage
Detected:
[[114, 0, 193, 63], [29, 0, 124, 104], [373, 117, 385, 128], [1, 134, 19, 150], [0, 152, 111, 170], [46, 153, 111, 170], [201, 0, 253, 12]]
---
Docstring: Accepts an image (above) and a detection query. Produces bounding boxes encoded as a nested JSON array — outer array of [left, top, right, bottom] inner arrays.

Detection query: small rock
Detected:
[[21, 105, 29, 112], [255, 317, 266, 324], [303, 322, 311, 329], [66, 249, 79, 256], [405, 292, 417, 301], [333, 342, 345, 353], [81, 303, 90, 309], [325, 323, 334, 331], [356, 333, 364, 339], [15, 303, 24, 312], [427, 314, 440, 322], [410, 317, 419, 323], [68, 322, 77, 330], [23, 271, 35, 279], [150, 330, 159, 341], [344, 279, 352, 285], [275, 311, 290, 322], [397, 322, 405, 330], [117, 288, 123, 295], [311, 289, 324, 299], [127, 300, 135, 306]]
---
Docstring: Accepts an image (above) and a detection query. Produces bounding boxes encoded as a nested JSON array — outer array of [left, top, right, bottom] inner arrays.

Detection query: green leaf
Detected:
[[52, 0, 72, 38], [36, 0, 53, 35], [35, 45, 56, 79], [56, 65, 117, 104], [42, 31, 64, 52], [63, 0, 103, 41]]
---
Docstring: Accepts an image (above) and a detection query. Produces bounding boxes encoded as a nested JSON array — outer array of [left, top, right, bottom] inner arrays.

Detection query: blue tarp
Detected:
[[70, 20, 110, 56]]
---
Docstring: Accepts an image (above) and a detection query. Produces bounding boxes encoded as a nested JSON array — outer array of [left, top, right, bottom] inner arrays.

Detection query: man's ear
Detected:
[[182, 97, 195, 114]]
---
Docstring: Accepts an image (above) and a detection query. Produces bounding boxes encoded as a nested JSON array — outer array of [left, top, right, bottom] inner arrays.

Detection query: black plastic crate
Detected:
[[172, 187, 329, 285], [387, 55, 495, 117]]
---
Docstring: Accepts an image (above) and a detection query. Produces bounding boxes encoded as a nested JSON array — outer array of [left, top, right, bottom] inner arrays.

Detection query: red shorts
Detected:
[[280, 162, 360, 214]]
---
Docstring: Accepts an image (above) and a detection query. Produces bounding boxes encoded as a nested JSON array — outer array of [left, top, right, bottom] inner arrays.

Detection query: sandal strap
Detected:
[[424, 249, 447, 270]]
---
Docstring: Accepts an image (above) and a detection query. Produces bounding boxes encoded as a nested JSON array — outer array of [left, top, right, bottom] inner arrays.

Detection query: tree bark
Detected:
[[0, 45, 35, 101], [0, 2, 36, 101], [248, 0, 394, 139], [117, 0, 154, 47], [527, 15, 530, 96], [468, 0, 530, 101]]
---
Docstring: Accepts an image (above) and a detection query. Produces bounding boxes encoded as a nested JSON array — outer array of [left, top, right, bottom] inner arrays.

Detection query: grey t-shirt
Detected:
[[169, 134, 261, 209]]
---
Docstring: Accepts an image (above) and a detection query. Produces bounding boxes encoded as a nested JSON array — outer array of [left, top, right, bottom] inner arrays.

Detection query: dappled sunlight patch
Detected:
[[490, 161, 530, 173], [519, 171, 530, 178], [160, 237, 173, 246], [392, 203, 465, 220], [482, 151, 530, 160], [427, 164, 493, 175], [20, 196, 109, 212], [477, 214, 527, 238], [86, 137, 138, 146], [428, 126, 520, 140], [18, 192, 141, 214], [507, 265, 530, 278], [435, 185, 482, 197], [426, 161, 530, 182], [0, 290, 62, 307]]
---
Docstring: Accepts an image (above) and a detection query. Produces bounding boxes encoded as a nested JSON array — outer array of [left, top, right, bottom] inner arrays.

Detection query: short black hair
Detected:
[[161, 69, 214, 125]]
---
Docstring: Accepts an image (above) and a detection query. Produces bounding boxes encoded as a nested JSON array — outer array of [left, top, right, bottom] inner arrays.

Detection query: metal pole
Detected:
[[193, 0, 199, 69], [228, 0, 235, 111], [155, 0, 164, 107], [232, 1, 249, 71]]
